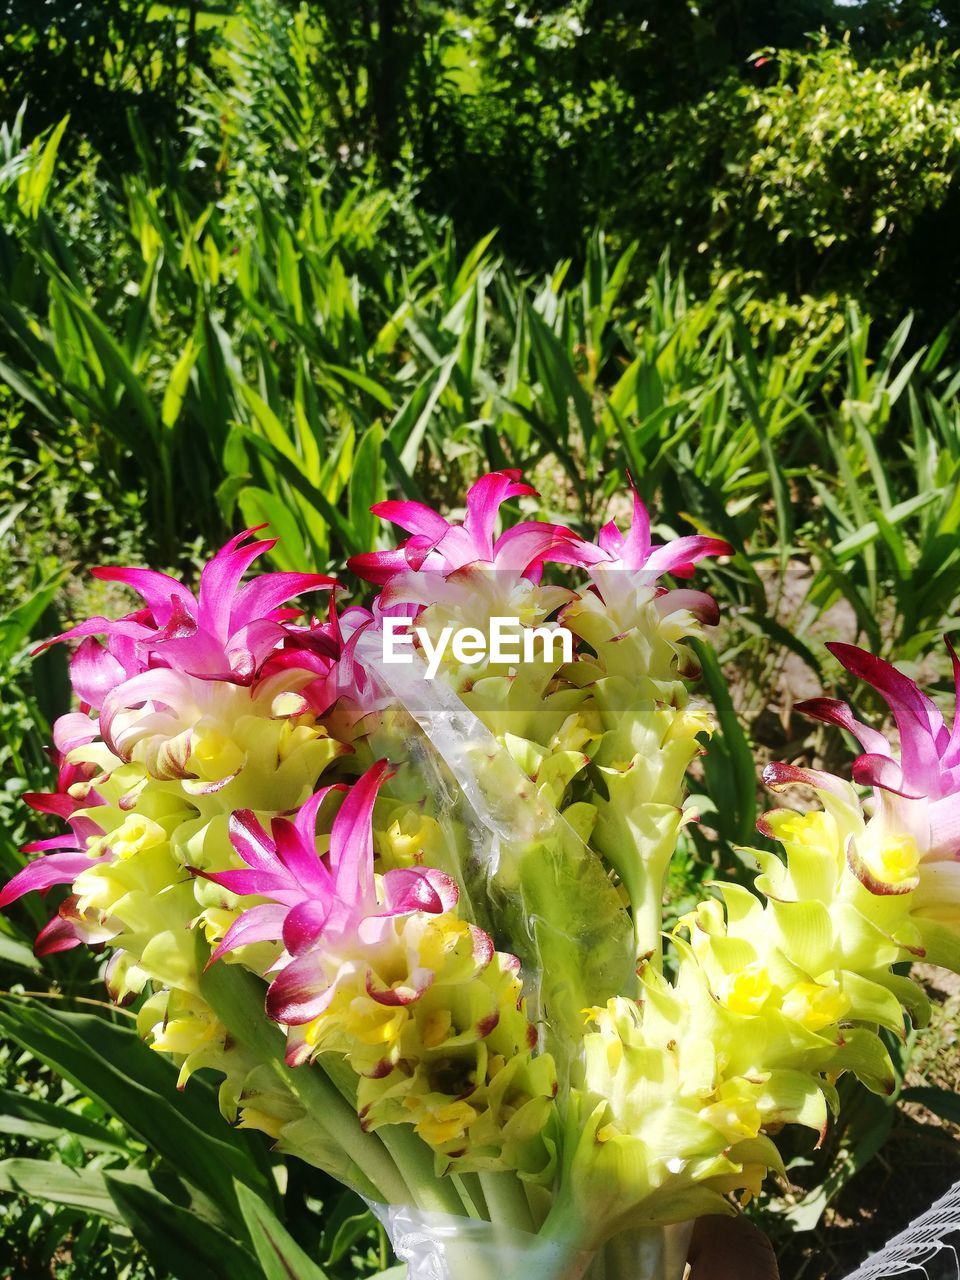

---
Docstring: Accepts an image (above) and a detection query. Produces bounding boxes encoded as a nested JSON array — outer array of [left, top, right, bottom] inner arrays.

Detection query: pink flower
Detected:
[[589, 484, 731, 578], [548, 485, 731, 640], [348, 470, 580, 587], [0, 750, 112, 956], [41, 527, 336, 698], [797, 641, 960, 858], [202, 760, 459, 1032]]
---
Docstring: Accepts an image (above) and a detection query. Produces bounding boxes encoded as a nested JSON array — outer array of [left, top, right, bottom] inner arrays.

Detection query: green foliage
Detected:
[[219, 3, 960, 324], [0, 997, 390, 1278], [737, 41, 959, 251], [0, 0, 222, 164], [672, 38, 960, 319], [3, 2, 960, 1273]]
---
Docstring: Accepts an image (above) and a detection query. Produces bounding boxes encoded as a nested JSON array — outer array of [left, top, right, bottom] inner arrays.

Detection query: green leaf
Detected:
[[0, 1000, 275, 1222], [831, 490, 939, 563], [233, 428, 360, 555], [0, 930, 41, 972], [781, 1091, 893, 1233], [162, 335, 199, 430], [0, 564, 74, 666], [730, 333, 792, 569], [320, 1191, 376, 1265], [234, 1180, 330, 1280], [17, 115, 69, 219], [106, 1172, 266, 1280], [319, 363, 394, 410], [48, 277, 161, 450], [524, 299, 596, 450], [693, 638, 757, 845], [0, 354, 60, 422], [0, 1157, 134, 1221], [392, 352, 459, 474], [0, 1089, 130, 1151], [900, 1086, 960, 1125], [238, 486, 313, 571], [198, 960, 414, 1208], [349, 424, 385, 553]]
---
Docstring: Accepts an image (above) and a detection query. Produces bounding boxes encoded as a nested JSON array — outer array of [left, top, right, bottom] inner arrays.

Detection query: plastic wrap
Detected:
[[354, 629, 636, 1075], [371, 1203, 692, 1280], [350, 627, 694, 1277], [372, 1203, 593, 1280]]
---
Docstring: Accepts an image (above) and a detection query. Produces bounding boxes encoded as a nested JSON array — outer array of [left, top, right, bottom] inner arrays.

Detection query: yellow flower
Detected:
[[718, 963, 775, 1016], [237, 1107, 287, 1140], [414, 1100, 478, 1145], [860, 834, 920, 888], [699, 1090, 762, 1143], [775, 810, 838, 852], [277, 717, 326, 762], [782, 979, 850, 1032], [188, 723, 246, 782], [198, 907, 237, 947], [107, 813, 167, 859]]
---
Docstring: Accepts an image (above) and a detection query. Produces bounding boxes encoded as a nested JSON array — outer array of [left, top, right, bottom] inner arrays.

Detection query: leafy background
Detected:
[[3, 2, 960, 1276]]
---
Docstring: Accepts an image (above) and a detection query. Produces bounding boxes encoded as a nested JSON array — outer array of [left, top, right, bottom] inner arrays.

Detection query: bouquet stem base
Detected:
[[375, 1204, 693, 1280], [588, 1224, 694, 1280]]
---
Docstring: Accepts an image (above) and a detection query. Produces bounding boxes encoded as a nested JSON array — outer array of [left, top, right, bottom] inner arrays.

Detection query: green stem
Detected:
[[631, 862, 664, 974], [453, 1172, 488, 1218], [313, 1046, 467, 1217], [479, 1170, 535, 1233], [427, 1233, 593, 1280], [376, 1126, 470, 1217], [200, 961, 410, 1204], [279, 1060, 411, 1204], [592, 1224, 694, 1280]]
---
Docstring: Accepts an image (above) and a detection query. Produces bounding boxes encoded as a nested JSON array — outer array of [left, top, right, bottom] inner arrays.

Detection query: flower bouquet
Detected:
[[5, 470, 960, 1279]]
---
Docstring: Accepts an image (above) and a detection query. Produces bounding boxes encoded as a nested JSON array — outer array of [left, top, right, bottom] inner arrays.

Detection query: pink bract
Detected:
[[348, 469, 581, 585], [202, 761, 458, 1013], [795, 641, 960, 857], [40, 527, 336, 698]]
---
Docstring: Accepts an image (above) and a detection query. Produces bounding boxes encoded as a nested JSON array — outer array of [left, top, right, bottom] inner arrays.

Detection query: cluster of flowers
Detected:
[[5, 471, 960, 1269]]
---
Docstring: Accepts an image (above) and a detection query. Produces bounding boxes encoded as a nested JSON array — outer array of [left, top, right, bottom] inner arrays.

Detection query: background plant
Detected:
[[4, 1, 960, 1276]]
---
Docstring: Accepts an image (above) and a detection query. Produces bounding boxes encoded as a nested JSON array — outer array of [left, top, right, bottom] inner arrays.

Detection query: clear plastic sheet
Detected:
[[370, 1203, 693, 1280], [372, 1203, 594, 1280], [354, 629, 635, 1076], [841, 1173, 960, 1279], [352, 629, 692, 1280]]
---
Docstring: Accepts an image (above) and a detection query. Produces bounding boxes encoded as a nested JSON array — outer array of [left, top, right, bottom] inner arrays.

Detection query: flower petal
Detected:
[[208, 903, 288, 964], [197, 528, 275, 642], [90, 566, 195, 626], [380, 867, 455, 915], [827, 643, 948, 790], [642, 536, 732, 577], [70, 638, 126, 712], [851, 753, 924, 799], [34, 913, 86, 957], [365, 964, 434, 1006], [233, 572, 336, 628], [265, 953, 334, 1024], [370, 500, 450, 543], [330, 760, 393, 901], [282, 899, 333, 956], [795, 696, 891, 757], [347, 548, 414, 586], [463, 470, 537, 554], [492, 523, 580, 575], [0, 853, 101, 908], [227, 810, 282, 876]]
